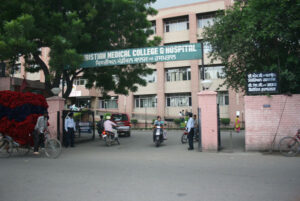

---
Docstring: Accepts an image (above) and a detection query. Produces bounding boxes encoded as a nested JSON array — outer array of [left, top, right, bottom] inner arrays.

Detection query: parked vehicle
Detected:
[[101, 128, 120, 146], [278, 129, 300, 157], [153, 125, 164, 147], [111, 113, 131, 137], [181, 128, 199, 144]]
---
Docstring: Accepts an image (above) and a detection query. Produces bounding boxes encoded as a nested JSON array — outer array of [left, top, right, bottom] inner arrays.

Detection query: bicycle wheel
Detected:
[[45, 139, 62, 159], [0, 138, 12, 158], [279, 137, 299, 157]]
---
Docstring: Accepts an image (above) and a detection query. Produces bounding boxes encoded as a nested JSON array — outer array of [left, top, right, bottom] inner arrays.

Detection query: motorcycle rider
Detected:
[[153, 116, 165, 142], [103, 115, 117, 138]]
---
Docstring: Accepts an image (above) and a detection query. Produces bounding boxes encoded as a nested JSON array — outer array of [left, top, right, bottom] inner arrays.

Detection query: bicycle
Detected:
[[0, 130, 62, 159], [278, 129, 300, 157], [0, 134, 13, 158]]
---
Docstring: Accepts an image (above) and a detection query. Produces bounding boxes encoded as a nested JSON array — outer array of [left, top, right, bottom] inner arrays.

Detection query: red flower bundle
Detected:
[[0, 91, 48, 144]]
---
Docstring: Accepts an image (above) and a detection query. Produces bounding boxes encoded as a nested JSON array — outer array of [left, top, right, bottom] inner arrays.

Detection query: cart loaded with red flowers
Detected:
[[0, 91, 61, 158]]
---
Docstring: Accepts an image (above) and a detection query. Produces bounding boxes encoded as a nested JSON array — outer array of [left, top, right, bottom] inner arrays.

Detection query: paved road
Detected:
[[0, 130, 299, 201]]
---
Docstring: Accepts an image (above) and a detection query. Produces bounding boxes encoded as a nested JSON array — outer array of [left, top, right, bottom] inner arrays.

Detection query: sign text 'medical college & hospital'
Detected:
[[80, 43, 202, 68]]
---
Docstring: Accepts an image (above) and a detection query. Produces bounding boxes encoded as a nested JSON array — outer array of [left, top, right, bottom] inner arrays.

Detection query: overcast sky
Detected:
[[151, 0, 207, 9]]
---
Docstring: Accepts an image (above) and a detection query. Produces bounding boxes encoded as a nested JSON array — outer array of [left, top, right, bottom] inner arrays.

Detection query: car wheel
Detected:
[[127, 131, 131, 137]]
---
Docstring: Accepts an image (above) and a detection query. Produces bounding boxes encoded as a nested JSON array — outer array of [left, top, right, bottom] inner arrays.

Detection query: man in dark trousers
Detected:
[[33, 111, 49, 155], [64, 112, 76, 147], [186, 113, 194, 150]]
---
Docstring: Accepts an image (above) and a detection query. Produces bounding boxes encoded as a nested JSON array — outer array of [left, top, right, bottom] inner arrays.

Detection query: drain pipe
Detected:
[[269, 95, 288, 153]]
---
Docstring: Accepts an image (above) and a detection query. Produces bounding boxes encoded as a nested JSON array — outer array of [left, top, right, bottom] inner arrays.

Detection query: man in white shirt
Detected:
[[33, 111, 48, 154], [65, 112, 76, 147], [186, 113, 194, 150], [104, 116, 117, 137]]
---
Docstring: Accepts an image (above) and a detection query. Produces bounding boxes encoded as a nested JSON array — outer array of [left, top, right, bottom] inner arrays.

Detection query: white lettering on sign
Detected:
[[107, 50, 131, 59]]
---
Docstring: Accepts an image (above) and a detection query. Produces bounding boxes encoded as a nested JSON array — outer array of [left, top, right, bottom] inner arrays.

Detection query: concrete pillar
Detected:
[[46, 96, 65, 141], [198, 91, 218, 152]]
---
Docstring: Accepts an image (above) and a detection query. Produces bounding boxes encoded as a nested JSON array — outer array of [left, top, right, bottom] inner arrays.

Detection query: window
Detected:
[[166, 93, 191, 107], [164, 17, 189, 32], [201, 66, 225, 80], [134, 95, 157, 108], [150, 21, 156, 34], [166, 67, 191, 82], [99, 97, 118, 109], [111, 114, 128, 121], [76, 98, 91, 108], [13, 63, 21, 74], [141, 70, 156, 83], [197, 14, 215, 28], [217, 91, 229, 105], [74, 78, 87, 86], [203, 42, 212, 54]]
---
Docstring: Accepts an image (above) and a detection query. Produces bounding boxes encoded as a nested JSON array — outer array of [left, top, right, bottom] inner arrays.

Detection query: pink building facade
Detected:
[[73, 0, 243, 126]]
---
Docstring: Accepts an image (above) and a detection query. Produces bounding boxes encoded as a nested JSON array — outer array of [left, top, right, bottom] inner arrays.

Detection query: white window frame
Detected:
[[166, 67, 191, 82], [217, 91, 229, 106], [134, 95, 157, 108], [99, 97, 118, 109], [164, 17, 189, 33], [74, 78, 87, 86], [166, 93, 192, 107], [197, 14, 215, 28], [203, 66, 225, 80]]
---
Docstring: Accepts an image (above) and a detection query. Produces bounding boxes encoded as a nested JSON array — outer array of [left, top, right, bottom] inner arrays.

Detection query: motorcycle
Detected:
[[101, 127, 120, 146], [181, 128, 199, 144], [153, 125, 164, 147]]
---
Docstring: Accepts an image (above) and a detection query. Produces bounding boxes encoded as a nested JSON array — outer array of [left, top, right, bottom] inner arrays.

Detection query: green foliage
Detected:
[[173, 118, 181, 126], [0, 0, 160, 97], [73, 112, 81, 122], [203, 0, 300, 94], [220, 118, 230, 126], [131, 119, 138, 125]]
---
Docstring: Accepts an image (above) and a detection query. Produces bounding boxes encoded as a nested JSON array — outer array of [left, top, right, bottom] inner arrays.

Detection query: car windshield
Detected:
[[112, 114, 128, 121]]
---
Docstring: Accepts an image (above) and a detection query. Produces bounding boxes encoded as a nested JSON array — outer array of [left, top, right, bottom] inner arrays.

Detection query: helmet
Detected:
[[106, 116, 111, 120]]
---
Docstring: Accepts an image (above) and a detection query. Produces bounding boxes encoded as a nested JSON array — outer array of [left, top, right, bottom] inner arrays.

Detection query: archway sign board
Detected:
[[81, 43, 202, 68]]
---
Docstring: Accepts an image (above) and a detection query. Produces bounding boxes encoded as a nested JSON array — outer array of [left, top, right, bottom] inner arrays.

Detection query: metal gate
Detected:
[[61, 110, 95, 145], [197, 108, 202, 151]]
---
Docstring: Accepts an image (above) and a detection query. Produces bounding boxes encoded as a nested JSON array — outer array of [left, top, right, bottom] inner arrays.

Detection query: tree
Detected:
[[0, 0, 160, 98], [203, 0, 300, 94]]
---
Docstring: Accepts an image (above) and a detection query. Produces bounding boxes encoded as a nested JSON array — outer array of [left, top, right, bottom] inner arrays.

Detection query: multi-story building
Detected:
[[86, 0, 244, 124], [4, 0, 244, 125]]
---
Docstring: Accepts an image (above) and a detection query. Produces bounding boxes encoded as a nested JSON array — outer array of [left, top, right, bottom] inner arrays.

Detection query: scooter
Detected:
[[154, 125, 164, 147], [102, 128, 120, 146]]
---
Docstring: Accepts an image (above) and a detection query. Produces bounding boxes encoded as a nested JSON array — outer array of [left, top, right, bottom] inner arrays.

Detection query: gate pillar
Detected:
[[198, 91, 218, 152], [46, 96, 65, 141]]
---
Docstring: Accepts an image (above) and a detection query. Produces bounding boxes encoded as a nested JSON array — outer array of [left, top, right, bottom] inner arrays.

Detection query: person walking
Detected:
[[33, 111, 49, 155], [235, 115, 241, 133], [65, 112, 76, 148], [186, 113, 194, 150]]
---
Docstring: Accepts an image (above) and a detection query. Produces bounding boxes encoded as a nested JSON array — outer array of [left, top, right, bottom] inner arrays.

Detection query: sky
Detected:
[[151, 0, 207, 9]]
